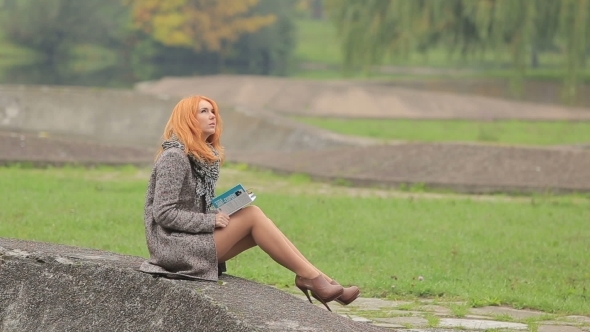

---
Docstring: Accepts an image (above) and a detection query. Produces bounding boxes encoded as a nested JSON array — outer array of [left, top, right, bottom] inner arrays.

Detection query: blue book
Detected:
[[211, 183, 256, 216]]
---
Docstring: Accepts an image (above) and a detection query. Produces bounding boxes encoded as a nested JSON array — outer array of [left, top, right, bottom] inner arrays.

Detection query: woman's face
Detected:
[[197, 99, 216, 139]]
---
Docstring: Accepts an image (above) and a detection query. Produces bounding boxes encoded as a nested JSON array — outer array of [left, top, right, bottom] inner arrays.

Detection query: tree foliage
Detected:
[[294, 0, 324, 19], [0, 0, 296, 77], [123, 0, 296, 76], [325, 0, 590, 103], [125, 0, 276, 52], [0, 0, 130, 61], [229, 0, 297, 75]]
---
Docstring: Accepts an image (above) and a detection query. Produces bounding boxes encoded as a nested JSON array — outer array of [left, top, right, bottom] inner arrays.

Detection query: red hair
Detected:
[[156, 95, 224, 163]]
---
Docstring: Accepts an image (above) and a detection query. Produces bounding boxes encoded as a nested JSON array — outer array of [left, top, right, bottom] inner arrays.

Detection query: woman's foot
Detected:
[[330, 280, 360, 305], [311, 279, 360, 306], [295, 275, 343, 311]]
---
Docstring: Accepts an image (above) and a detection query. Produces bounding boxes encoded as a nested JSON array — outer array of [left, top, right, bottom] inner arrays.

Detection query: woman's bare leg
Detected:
[[217, 216, 334, 282], [276, 230, 333, 283], [273, 224, 359, 305], [213, 206, 318, 279], [218, 234, 256, 263]]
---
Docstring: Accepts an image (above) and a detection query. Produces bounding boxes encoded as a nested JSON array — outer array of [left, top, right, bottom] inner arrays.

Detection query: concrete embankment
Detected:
[[135, 75, 590, 121], [0, 84, 368, 154]]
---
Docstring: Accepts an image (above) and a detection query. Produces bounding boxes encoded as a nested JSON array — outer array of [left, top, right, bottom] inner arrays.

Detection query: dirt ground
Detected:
[[227, 143, 590, 194], [136, 75, 590, 120], [3, 129, 590, 194], [0, 131, 155, 167], [3, 75, 590, 193]]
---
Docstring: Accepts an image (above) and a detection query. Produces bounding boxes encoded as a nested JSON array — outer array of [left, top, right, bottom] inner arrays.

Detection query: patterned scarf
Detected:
[[161, 135, 220, 210]]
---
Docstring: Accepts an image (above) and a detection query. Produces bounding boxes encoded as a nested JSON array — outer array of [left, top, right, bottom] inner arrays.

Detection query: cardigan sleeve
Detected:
[[152, 149, 216, 234]]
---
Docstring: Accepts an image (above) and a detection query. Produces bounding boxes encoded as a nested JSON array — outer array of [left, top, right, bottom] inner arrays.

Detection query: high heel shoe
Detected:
[[295, 275, 343, 312], [311, 280, 360, 306], [329, 280, 360, 305]]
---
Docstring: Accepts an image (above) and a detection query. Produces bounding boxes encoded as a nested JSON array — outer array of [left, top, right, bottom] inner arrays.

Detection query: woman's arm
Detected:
[[152, 150, 216, 233]]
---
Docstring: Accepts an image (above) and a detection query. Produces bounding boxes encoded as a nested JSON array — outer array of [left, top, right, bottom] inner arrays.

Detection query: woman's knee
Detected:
[[241, 205, 274, 226], [232, 205, 263, 221], [241, 205, 265, 218]]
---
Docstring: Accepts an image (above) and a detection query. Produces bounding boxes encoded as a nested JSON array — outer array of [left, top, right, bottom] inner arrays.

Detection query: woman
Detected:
[[138, 95, 359, 311]]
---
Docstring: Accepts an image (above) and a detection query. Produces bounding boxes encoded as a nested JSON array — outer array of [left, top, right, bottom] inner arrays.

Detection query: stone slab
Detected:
[[373, 316, 428, 328], [417, 305, 452, 316], [470, 306, 545, 320], [567, 316, 590, 324], [438, 318, 528, 330], [539, 325, 585, 332]]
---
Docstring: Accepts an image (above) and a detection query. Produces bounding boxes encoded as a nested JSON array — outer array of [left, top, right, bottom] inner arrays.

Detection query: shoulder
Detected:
[[156, 148, 190, 171]]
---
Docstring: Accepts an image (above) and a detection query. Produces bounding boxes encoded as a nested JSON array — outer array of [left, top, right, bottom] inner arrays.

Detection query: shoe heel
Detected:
[[297, 285, 313, 304], [312, 293, 333, 312], [295, 275, 343, 311]]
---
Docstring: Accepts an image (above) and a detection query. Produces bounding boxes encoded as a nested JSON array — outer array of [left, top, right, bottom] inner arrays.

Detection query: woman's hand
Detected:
[[215, 212, 230, 228]]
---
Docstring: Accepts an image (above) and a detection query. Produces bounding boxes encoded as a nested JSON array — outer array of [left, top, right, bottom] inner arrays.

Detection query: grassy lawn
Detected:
[[295, 18, 342, 65], [1, 164, 589, 315], [293, 117, 590, 146]]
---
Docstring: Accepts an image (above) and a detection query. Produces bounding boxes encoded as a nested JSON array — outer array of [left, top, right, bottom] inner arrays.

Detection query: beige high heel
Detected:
[[328, 280, 360, 305], [311, 280, 360, 306], [295, 275, 343, 311]]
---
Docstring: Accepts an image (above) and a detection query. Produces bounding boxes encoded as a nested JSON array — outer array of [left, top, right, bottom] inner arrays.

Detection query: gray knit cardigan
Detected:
[[138, 147, 222, 281]]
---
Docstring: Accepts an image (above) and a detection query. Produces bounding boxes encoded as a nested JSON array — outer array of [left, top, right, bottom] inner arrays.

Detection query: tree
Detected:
[[124, 0, 276, 54], [0, 0, 130, 62], [325, 0, 590, 104], [559, 0, 589, 104], [229, 0, 297, 75], [295, 0, 324, 19]]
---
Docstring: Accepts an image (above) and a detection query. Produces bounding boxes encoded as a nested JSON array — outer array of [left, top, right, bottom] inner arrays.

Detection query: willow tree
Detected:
[[324, 0, 452, 74], [461, 0, 538, 96], [325, 0, 589, 104], [559, 0, 589, 104]]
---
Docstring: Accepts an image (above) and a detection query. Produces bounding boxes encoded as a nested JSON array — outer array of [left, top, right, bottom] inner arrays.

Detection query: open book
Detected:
[[212, 183, 256, 216]]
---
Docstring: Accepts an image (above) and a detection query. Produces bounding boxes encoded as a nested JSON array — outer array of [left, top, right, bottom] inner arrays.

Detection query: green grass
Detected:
[[293, 117, 590, 146], [67, 44, 119, 72], [295, 18, 342, 65], [0, 164, 148, 254], [449, 303, 470, 317], [0, 30, 116, 73], [0, 31, 41, 66], [1, 164, 590, 315]]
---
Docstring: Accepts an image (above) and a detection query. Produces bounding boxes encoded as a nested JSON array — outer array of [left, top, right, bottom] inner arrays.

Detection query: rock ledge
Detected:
[[0, 237, 382, 332]]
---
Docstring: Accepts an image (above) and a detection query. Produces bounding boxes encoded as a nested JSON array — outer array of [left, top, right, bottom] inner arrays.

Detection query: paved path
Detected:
[[286, 292, 590, 331]]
